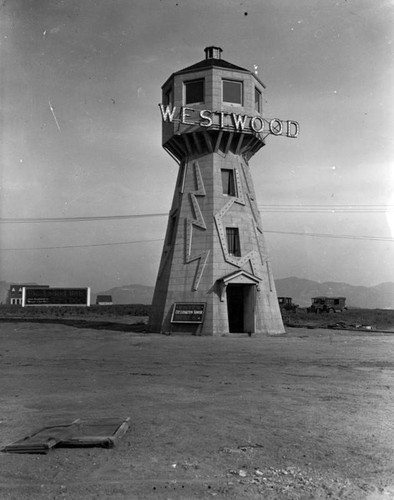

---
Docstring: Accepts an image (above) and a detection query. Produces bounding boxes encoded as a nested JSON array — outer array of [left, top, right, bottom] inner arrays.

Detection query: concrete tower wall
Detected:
[[150, 148, 284, 335]]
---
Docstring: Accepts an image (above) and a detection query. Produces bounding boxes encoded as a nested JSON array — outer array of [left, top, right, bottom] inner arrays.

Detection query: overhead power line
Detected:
[[0, 206, 392, 224], [258, 205, 394, 213], [1, 230, 393, 252], [259, 205, 394, 207], [1, 238, 165, 251], [264, 230, 394, 242], [0, 213, 168, 224]]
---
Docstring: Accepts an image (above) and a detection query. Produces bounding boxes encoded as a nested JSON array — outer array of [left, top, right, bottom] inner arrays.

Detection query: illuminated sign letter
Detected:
[[219, 112, 225, 129], [250, 116, 264, 133], [286, 120, 299, 138], [231, 113, 248, 131], [159, 104, 177, 122], [269, 118, 283, 136], [199, 109, 213, 127], [181, 107, 194, 125]]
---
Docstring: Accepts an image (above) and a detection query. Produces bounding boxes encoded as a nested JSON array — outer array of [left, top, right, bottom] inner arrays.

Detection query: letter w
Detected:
[[159, 104, 177, 122], [231, 113, 248, 131]]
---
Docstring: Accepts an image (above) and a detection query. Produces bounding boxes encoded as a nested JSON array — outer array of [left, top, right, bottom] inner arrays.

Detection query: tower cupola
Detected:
[[204, 46, 223, 60]]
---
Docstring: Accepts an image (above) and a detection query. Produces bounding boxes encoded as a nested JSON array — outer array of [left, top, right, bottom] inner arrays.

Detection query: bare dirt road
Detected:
[[0, 321, 393, 499]]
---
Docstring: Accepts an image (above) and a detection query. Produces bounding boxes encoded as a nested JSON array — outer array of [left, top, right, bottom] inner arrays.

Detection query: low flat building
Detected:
[[96, 295, 113, 305]]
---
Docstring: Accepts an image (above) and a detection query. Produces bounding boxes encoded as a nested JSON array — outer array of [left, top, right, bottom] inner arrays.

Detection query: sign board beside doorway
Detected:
[[171, 303, 206, 324]]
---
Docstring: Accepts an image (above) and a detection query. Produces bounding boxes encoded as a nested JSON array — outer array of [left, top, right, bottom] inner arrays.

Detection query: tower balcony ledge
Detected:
[[163, 124, 265, 162]]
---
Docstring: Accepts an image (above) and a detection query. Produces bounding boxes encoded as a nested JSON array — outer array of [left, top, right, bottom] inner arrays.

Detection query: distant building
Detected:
[[8, 284, 49, 305], [96, 295, 113, 305], [22, 287, 91, 307], [8, 285, 23, 305]]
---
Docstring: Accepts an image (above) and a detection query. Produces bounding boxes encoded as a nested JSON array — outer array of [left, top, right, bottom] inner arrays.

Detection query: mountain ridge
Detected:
[[1, 278, 393, 309], [274, 277, 394, 309], [95, 278, 394, 309]]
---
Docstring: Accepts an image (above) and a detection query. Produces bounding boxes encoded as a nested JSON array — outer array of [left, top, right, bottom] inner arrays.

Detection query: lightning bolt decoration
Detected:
[[185, 161, 210, 291], [214, 166, 261, 278]]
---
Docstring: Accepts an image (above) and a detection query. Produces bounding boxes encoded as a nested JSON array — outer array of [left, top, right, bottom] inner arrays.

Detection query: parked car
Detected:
[[278, 297, 299, 313], [307, 296, 347, 314]]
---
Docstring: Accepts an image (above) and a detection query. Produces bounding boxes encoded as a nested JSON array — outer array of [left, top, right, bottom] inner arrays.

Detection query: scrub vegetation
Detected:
[[1, 304, 394, 333], [282, 308, 394, 332], [0, 304, 151, 319]]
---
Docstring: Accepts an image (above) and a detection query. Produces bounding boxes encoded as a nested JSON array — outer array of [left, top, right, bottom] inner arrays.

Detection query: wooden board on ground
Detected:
[[1, 417, 130, 454]]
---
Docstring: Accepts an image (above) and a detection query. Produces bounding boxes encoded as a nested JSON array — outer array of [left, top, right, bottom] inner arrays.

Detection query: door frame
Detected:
[[219, 270, 260, 334]]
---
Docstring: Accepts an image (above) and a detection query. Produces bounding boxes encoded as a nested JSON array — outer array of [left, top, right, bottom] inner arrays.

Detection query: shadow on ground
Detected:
[[0, 317, 147, 332]]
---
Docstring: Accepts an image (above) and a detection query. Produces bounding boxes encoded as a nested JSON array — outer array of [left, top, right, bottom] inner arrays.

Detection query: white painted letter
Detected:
[[231, 113, 248, 131], [159, 104, 177, 122], [181, 107, 194, 125], [269, 118, 283, 136], [250, 116, 264, 133], [219, 112, 225, 129], [200, 109, 213, 127], [286, 120, 299, 138]]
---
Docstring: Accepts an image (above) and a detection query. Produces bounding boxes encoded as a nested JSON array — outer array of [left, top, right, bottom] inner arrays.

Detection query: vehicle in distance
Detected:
[[278, 297, 299, 313], [307, 296, 347, 314]]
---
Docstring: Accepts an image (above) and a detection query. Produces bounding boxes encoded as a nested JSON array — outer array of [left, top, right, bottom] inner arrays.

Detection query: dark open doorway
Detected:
[[226, 285, 244, 332], [226, 284, 256, 333]]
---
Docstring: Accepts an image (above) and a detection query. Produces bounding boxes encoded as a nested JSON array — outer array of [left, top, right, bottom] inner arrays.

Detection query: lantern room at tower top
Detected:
[[149, 47, 299, 336], [159, 46, 298, 163], [161, 45, 267, 163]]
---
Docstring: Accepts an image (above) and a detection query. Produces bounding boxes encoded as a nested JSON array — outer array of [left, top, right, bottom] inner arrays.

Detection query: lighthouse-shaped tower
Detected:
[[150, 47, 294, 336]]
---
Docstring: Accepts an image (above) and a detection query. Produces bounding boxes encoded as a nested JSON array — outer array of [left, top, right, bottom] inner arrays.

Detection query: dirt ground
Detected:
[[0, 320, 393, 499]]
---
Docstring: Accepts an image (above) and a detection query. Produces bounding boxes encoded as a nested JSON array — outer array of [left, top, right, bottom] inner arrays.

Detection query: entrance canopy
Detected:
[[219, 270, 261, 301]]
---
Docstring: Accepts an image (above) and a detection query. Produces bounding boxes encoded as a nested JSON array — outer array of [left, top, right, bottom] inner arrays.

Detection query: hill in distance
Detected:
[[92, 284, 154, 305], [96, 278, 394, 310], [1, 279, 392, 310], [274, 277, 394, 309]]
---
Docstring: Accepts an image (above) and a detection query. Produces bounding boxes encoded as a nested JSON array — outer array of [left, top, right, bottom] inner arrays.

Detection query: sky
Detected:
[[1, 0, 393, 293]]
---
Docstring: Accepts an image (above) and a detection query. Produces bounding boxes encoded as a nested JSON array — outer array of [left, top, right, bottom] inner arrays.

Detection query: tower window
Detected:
[[221, 169, 237, 197], [255, 87, 262, 113], [223, 80, 243, 105], [185, 79, 204, 104], [226, 227, 241, 256]]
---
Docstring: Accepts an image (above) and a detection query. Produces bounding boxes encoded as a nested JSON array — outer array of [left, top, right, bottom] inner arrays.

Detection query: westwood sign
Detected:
[[159, 104, 299, 138]]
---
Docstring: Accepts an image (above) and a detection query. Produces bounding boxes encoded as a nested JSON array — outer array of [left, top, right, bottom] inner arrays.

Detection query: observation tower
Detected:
[[149, 47, 298, 336]]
